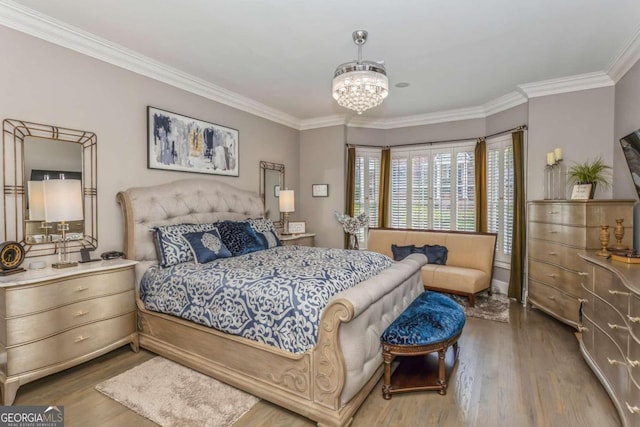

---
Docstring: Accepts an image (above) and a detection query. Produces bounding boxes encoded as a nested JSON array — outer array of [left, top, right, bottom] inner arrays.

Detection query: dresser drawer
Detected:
[[580, 313, 595, 355], [528, 260, 581, 297], [3, 268, 134, 317], [528, 279, 580, 325], [593, 266, 630, 315], [2, 290, 135, 346], [528, 203, 586, 225], [630, 295, 640, 344], [528, 239, 585, 272], [529, 222, 586, 247], [593, 296, 629, 353], [593, 325, 630, 406], [6, 312, 135, 376]]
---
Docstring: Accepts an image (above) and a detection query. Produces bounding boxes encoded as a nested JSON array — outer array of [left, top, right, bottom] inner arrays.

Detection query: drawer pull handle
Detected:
[[608, 357, 626, 366], [577, 326, 588, 332], [74, 335, 90, 343], [74, 286, 89, 292], [609, 289, 631, 296], [547, 274, 558, 278], [578, 298, 588, 303], [548, 251, 557, 256], [626, 402, 640, 414], [74, 310, 89, 317], [548, 295, 556, 300], [629, 315, 640, 323], [548, 211, 559, 214], [548, 231, 558, 234], [578, 272, 588, 276], [608, 323, 628, 331], [627, 358, 640, 368]]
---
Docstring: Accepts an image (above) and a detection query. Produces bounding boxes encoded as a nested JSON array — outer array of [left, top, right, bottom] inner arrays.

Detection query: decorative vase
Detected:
[[544, 165, 554, 200], [614, 218, 627, 250], [553, 160, 566, 200], [597, 225, 610, 257], [349, 234, 359, 250]]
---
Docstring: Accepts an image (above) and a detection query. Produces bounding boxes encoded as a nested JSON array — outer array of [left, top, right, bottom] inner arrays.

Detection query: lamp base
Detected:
[[52, 261, 78, 269]]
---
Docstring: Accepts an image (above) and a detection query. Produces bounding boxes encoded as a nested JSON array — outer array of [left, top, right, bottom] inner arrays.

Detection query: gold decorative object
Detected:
[[597, 225, 610, 257], [614, 218, 628, 250]]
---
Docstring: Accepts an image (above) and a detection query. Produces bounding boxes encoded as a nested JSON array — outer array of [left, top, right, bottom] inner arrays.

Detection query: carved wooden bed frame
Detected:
[[117, 178, 424, 427]]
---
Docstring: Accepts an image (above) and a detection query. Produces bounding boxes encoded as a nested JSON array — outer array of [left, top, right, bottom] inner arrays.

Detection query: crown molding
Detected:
[[517, 71, 614, 98], [298, 115, 347, 131], [608, 25, 640, 82], [482, 91, 528, 116], [347, 106, 486, 130], [0, 0, 300, 129]]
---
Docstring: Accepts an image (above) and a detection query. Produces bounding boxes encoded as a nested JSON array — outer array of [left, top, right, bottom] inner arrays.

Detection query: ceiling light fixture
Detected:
[[332, 30, 388, 115]]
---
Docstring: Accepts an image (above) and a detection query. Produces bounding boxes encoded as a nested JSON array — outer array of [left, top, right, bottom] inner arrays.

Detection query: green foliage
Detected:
[[567, 157, 612, 187]]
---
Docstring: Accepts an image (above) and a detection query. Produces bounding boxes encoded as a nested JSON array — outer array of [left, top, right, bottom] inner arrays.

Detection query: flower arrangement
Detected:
[[335, 211, 368, 249]]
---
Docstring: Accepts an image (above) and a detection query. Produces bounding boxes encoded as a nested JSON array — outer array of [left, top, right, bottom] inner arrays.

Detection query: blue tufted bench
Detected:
[[380, 291, 466, 399]]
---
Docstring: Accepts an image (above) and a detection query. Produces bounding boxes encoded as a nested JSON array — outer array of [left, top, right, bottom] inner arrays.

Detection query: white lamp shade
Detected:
[[279, 190, 295, 213], [27, 181, 46, 221], [42, 179, 84, 222]]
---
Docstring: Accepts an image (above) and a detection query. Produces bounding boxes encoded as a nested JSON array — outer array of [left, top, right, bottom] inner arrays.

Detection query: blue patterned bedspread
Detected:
[[140, 246, 393, 354]]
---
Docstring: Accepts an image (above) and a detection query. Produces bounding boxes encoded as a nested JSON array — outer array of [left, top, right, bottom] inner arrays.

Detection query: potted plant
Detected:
[[567, 157, 612, 199]]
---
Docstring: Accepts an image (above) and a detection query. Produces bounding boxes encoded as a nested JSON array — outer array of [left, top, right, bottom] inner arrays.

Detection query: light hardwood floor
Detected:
[[14, 302, 620, 427]]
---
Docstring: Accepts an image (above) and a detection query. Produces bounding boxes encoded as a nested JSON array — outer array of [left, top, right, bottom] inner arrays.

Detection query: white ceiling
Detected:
[[4, 0, 640, 126]]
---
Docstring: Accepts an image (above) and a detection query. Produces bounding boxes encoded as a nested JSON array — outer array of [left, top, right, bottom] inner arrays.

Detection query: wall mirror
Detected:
[[259, 161, 284, 228], [2, 119, 97, 258]]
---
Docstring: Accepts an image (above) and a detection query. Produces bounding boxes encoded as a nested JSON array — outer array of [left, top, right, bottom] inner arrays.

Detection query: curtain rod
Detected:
[[346, 124, 527, 149]]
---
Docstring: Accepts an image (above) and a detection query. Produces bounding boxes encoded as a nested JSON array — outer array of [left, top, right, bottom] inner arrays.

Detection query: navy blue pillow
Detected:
[[182, 229, 232, 263], [153, 222, 217, 267], [216, 220, 264, 256], [414, 244, 448, 265], [391, 244, 416, 261]]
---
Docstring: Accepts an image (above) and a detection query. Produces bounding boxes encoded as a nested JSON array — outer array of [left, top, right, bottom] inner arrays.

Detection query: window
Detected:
[[389, 142, 475, 231], [354, 149, 380, 248], [487, 134, 514, 266]]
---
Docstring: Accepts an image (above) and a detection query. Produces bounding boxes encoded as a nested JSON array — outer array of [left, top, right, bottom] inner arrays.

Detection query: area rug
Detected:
[[95, 357, 259, 427], [448, 292, 510, 323]]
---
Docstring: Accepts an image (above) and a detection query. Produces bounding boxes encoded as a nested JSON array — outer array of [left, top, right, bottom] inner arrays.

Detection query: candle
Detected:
[[547, 152, 555, 166], [554, 148, 563, 161]]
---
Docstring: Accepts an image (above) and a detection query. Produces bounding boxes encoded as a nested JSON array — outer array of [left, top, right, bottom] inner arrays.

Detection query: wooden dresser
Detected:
[[579, 254, 640, 427], [527, 200, 634, 328], [0, 259, 138, 405]]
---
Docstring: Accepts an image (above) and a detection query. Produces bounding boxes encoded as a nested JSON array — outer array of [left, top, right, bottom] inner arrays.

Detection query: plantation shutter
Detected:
[[486, 134, 514, 265], [411, 153, 430, 229], [391, 155, 408, 228], [432, 151, 452, 230], [456, 148, 475, 231]]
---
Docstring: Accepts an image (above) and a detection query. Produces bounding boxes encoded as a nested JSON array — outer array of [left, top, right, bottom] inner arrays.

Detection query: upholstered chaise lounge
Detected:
[[367, 228, 497, 306]]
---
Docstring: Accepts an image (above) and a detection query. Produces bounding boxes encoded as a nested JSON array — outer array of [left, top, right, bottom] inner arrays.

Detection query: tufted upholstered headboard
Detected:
[[116, 178, 264, 282]]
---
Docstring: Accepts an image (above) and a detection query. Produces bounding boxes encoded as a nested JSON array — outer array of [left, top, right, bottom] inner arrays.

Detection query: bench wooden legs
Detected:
[[381, 335, 461, 400]]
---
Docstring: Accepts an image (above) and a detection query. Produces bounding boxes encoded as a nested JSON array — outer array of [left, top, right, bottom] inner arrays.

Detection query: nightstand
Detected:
[[0, 259, 138, 405], [280, 233, 316, 247]]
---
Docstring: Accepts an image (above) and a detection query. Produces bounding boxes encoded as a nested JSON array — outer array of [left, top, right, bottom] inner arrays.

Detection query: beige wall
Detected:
[[527, 87, 616, 200], [614, 58, 640, 199], [0, 26, 299, 259], [298, 126, 346, 249]]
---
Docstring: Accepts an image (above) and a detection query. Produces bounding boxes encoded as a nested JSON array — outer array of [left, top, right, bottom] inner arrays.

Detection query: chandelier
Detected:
[[332, 30, 389, 115]]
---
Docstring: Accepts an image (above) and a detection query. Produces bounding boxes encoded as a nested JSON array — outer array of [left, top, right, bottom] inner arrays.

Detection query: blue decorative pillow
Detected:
[[153, 223, 217, 267], [391, 244, 416, 261], [246, 218, 281, 249], [182, 229, 232, 264], [216, 220, 264, 256], [414, 244, 448, 265]]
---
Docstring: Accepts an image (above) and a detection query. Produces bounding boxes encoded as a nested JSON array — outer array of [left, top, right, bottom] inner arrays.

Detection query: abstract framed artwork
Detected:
[[148, 106, 239, 176]]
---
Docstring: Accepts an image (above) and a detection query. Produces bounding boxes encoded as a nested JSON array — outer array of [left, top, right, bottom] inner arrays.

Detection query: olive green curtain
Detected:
[[378, 148, 391, 228], [508, 130, 525, 302], [345, 146, 356, 248], [474, 138, 487, 232]]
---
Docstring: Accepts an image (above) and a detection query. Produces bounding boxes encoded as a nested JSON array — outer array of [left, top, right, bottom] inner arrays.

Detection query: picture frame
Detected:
[[312, 184, 329, 197], [287, 221, 306, 234], [147, 106, 239, 176], [571, 183, 593, 200], [274, 185, 280, 197]]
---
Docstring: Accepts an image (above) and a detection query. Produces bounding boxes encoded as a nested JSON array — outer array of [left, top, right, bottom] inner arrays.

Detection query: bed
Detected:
[[117, 178, 426, 427]]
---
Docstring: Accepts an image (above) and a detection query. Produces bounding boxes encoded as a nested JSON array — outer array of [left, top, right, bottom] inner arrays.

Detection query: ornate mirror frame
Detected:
[[259, 161, 284, 229], [2, 119, 98, 258]]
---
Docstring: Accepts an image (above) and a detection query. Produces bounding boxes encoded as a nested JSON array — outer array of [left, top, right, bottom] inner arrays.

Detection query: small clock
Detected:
[[0, 241, 25, 275]]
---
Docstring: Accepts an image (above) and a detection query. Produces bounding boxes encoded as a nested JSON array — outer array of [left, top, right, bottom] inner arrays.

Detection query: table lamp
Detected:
[[42, 179, 83, 268], [279, 189, 295, 234], [27, 180, 53, 242]]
